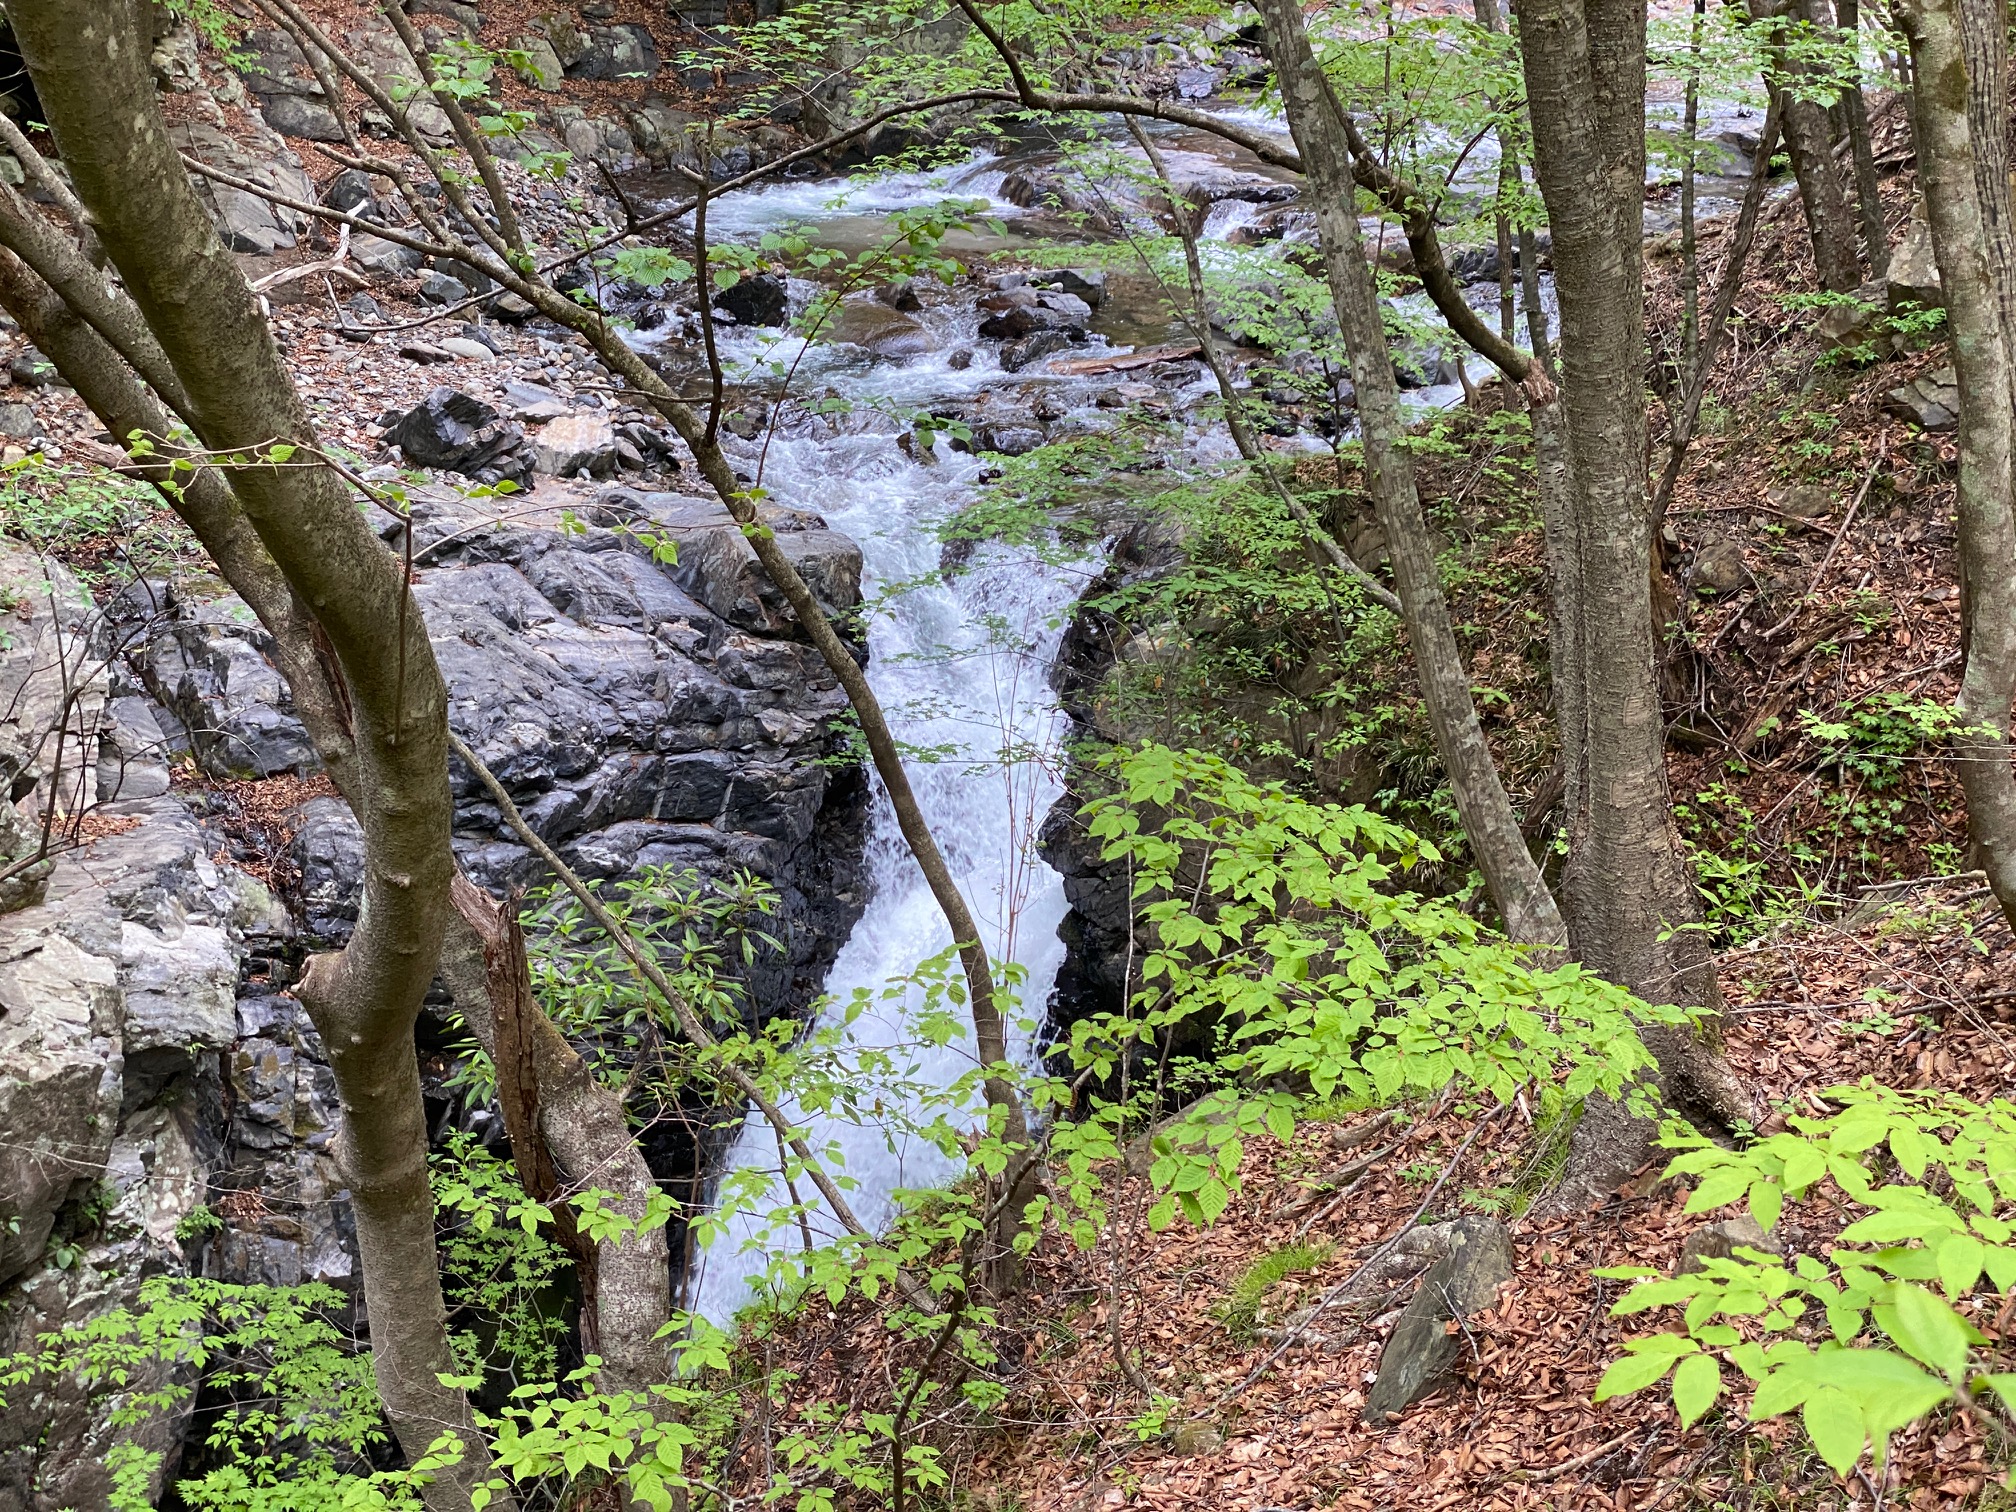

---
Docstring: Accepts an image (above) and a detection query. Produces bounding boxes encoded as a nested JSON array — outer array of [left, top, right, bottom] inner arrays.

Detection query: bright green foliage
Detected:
[[433, 1136, 573, 1385], [0, 1277, 416, 1510], [1048, 744, 1691, 1234], [1595, 1084, 2016, 1477]]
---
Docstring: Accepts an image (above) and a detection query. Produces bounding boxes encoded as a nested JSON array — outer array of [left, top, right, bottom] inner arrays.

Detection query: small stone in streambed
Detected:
[[437, 337, 496, 362]]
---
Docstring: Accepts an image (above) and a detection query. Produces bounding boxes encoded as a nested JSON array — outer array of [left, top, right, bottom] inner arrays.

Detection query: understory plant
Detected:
[[1595, 1083, 2016, 1479]]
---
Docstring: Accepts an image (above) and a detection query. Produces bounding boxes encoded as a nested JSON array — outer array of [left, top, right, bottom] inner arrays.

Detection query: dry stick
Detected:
[[1122, 117, 1402, 618], [1650, 97, 1786, 525], [1517, 1426, 1641, 1484], [1214, 1103, 1502, 1408], [447, 730, 885, 1255], [1758, 443, 1887, 641]]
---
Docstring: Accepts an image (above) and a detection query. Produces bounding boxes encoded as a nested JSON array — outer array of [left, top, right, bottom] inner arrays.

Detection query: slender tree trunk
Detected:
[[1255, 0, 1567, 949], [1893, 0, 2016, 930], [1680, 0, 1706, 378], [1837, 0, 1893, 280], [1764, 0, 1865, 290], [1512, 0, 1748, 1199], [6, 5, 487, 1503]]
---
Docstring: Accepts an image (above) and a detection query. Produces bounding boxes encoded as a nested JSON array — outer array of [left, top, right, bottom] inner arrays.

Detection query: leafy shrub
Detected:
[[1596, 1083, 2016, 1477]]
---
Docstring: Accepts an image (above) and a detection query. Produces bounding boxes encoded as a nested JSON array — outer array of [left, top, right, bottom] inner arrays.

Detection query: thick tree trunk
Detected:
[[0, 171, 677, 1431], [1512, 0, 1746, 1200], [1254, 0, 1567, 949], [5, 4, 487, 1504], [1894, 0, 2016, 930], [1768, 0, 1866, 290]]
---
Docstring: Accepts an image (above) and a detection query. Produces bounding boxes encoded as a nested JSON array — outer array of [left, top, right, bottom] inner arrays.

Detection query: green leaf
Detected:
[[1934, 1233, 1985, 1298], [1749, 1180, 1783, 1234], [1595, 1348, 1684, 1401], [1801, 1386, 1866, 1475], [1877, 1283, 1973, 1379], [1671, 1351, 1721, 1428]]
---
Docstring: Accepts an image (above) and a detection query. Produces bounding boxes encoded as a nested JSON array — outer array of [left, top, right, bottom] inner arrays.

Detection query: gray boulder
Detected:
[[1885, 366, 1961, 432], [1887, 208, 1943, 312], [168, 121, 316, 255], [260, 92, 347, 143], [1363, 1216, 1514, 1422], [511, 33, 567, 90], [383, 387, 538, 486], [598, 492, 863, 636], [568, 23, 660, 80], [532, 413, 618, 476], [139, 588, 319, 780]]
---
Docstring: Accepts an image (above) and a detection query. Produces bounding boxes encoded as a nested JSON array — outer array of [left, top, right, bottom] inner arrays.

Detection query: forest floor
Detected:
[[729, 894, 2016, 1512]]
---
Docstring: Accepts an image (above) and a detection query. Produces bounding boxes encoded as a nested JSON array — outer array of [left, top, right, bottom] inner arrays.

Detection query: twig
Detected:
[[1517, 1426, 1641, 1483]]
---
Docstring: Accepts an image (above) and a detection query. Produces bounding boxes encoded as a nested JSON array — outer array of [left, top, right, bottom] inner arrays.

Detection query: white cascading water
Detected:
[[681, 162, 1099, 1322], [674, 116, 1526, 1320]]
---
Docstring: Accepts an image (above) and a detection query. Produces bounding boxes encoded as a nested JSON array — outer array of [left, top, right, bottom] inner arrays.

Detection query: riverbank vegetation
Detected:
[[0, 0, 2013, 1509]]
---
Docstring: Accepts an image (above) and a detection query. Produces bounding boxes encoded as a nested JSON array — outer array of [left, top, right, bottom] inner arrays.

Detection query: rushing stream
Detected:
[[674, 160, 1098, 1321], [651, 90, 1767, 1319]]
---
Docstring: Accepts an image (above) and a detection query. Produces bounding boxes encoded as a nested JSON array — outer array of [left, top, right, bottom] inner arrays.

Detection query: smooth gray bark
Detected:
[[1894, 0, 2016, 931], [1254, 0, 1567, 949]]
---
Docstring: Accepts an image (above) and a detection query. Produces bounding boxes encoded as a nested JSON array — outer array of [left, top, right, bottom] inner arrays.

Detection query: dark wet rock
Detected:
[[1001, 330, 1075, 372], [877, 277, 924, 312], [567, 23, 659, 81], [592, 491, 863, 637], [138, 590, 319, 781], [827, 297, 935, 358], [419, 269, 472, 305], [1363, 1217, 1514, 1422], [260, 92, 347, 142], [713, 272, 790, 327], [1040, 267, 1108, 307], [382, 386, 537, 486]]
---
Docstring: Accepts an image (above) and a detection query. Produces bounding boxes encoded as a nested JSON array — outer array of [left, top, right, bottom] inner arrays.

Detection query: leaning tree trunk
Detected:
[[4, 4, 488, 1504], [1893, 0, 2016, 930], [1512, 0, 1748, 1201], [1765, 0, 1866, 291], [1254, 0, 1567, 949]]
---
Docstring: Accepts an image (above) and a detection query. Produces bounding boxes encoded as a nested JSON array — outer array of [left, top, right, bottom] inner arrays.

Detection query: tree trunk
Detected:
[[1768, 0, 1866, 290], [5, 4, 487, 1503], [1512, 0, 1747, 1200], [0, 155, 679, 1439], [437, 885, 675, 1394], [1837, 0, 1893, 281], [1893, 0, 2016, 930], [1254, 0, 1567, 949]]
